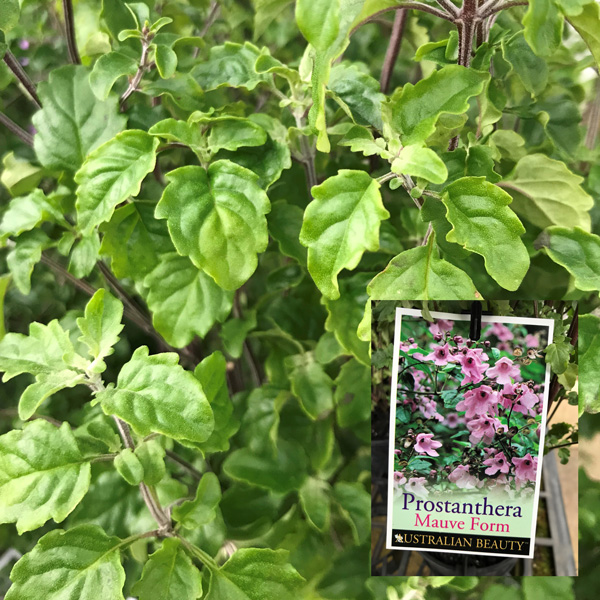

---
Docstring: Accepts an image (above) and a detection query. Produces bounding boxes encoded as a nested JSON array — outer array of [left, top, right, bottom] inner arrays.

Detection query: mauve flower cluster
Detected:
[[393, 317, 545, 497]]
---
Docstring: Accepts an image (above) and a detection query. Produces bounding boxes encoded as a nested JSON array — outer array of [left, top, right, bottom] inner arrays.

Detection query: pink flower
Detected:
[[406, 477, 429, 497], [414, 433, 443, 457], [457, 352, 487, 385], [483, 451, 510, 475], [393, 471, 407, 487], [444, 412, 462, 429], [448, 465, 479, 489], [512, 453, 537, 482], [486, 357, 520, 385], [399, 341, 418, 352], [467, 415, 501, 445], [525, 334, 539, 348], [424, 343, 452, 366], [429, 319, 453, 337], [455, 385, 495, 418], [485, 323, 514, 341], [410, 370, 428, 390]]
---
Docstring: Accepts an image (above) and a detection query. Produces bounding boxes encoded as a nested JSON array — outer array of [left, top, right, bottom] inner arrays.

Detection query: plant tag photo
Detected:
[[385, 307, 554, 559]]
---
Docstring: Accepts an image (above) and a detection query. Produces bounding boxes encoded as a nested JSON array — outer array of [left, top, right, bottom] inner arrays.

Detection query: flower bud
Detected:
[[408, 337, 415, 343], [466, 339, 473, 347], [398, 460, 408, 467], [527, 418, 536, 425], [522, 427, 531, 435], [453, 335, 463, 343], [484, 340, 491, 348], [508, 426, 518, 437], [434, 333, 443, 342]]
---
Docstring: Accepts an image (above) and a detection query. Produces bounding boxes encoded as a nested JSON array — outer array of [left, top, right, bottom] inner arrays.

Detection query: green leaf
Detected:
[[296, 0, 339, 51], [32, 65, 126, 172], [522, 577, 574, 600], [442, 177, 529, 291], [6, 230, 51, 295], [285, 352, 334, 420], [144, 253, 233, 348], [6, 524, 125, 600], [253, 0, 294, 39], [323, 272, 371, 366], [268, 201, 307, 266], [222, 438, 308, 494], [539, 226, 600, 291], [75, 130, 159, 235], [0, 274, 9, 341], [333, 481, 370, 544], [567, 2, 600, 68], [391, 145, 448, 185], [0, 318, 80, 379], [334, 359, 370, 429], [502, 31, 548, 96], [114, 448, 144, 485], [0, 421, 91, 533], [0, 190, 66, 243], [68, 233, 101, 278], [367, 235, 479, 300], [300, 170, 388, 300], [0, 318, 87, 419], [579, 315, 600, 414], [329, 63, 385, 130], [299, 477, 331, 531], [132, 538, 202, 600], [134, 439, 166, 485], [338, 125, 391, 159], [298, 0, 365, 152], [206, 118, 267, 153], [192, 42, 269, 91], [89, 51, 138, 100], [216, 114, 292, 189], [0, 0, 19, 31], [193, 351, 239, 454], [523, 0, 563, 56], [205, 548, 305, 600], [100, 202, 173, 281], [19, 370, 86, 422], [545, 339, 572, 375], [220, 311, 257, 359], [501, 154, 593, 230], [155, 161, 270, 291], [0, 151, 44, 197], [391, 65, 489, 145], [172, 472, 221, 529], [98, 346, 214, 443], [76, 288, 124, 372], [155, 44, 178, 79], [420, 197, 470, 261]]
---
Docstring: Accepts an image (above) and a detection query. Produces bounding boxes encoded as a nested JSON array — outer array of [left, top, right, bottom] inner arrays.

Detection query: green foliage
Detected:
[[442, 177, 529, 291], [75, 130, 159, 235], [98, 346, 214, 443], [0, 0, 594, 595], [205, 548, 305, 600], [32, 66, 125, 172], [0, 421, 91, 533], [391, 65, 489, 145], [132, 538, 203, 600], [5, 525, 126, 600], [155, 162, 270, 291], [300, 170, 388, 299], [172, 472, 221, 529]]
